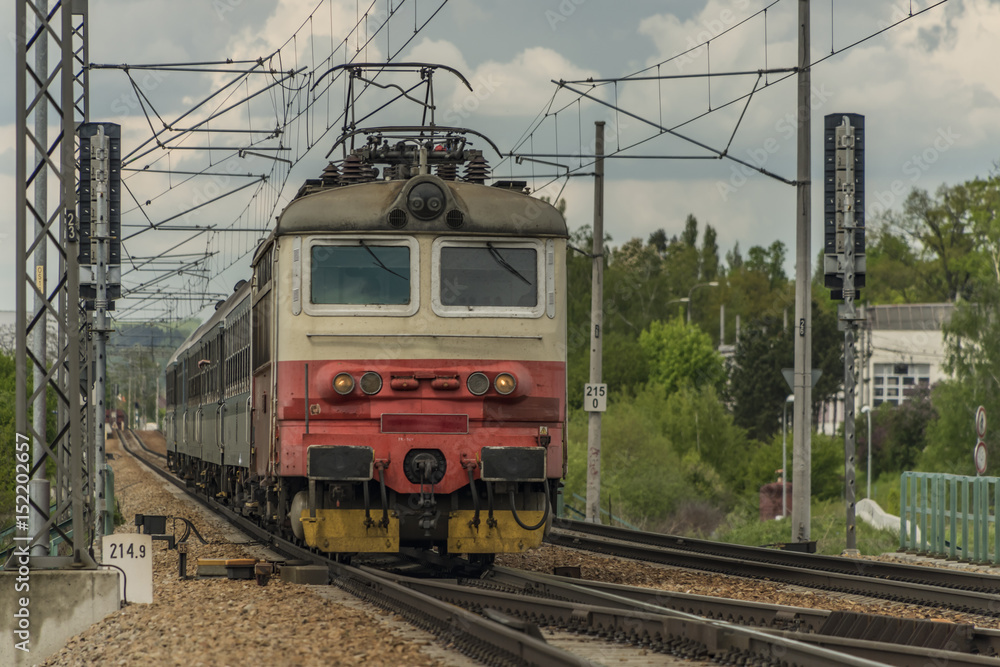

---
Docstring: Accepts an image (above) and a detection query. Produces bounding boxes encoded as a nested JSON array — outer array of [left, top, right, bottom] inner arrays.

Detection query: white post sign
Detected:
[[102, 534, 153, 603], [584, 383, 607, 412]]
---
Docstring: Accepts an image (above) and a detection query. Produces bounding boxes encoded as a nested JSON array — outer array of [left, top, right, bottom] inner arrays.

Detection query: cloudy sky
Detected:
[[3, 0, 998, 321]]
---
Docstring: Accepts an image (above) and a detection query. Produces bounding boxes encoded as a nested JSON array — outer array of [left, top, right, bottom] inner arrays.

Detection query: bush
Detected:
[[563, 384, 740, 524]]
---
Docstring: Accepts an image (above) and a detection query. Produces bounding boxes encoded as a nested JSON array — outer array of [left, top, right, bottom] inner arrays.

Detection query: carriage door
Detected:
[[251, 242, 274, 476]]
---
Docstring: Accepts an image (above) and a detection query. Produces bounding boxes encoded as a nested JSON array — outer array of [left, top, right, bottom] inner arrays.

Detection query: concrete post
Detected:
[[791, 0, 814, 543], [585, 121, 605, 523]]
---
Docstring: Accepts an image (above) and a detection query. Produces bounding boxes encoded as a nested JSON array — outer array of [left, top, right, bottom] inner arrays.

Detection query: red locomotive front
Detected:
[[251, 164, 567, 557]]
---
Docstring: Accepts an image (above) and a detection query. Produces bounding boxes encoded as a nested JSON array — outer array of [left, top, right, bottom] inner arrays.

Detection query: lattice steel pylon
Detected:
[[12, 0, 96, 569]]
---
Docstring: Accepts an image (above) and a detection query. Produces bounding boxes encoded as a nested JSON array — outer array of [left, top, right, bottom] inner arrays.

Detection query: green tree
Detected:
[[861, 225, 928, 303], [728, 299, 842, 442], [701, 224, 720, 281], [657, 384, 749, 486], [648, 228, 668, 256], [681, 214, 699, 248], [878, 178, 1000, 301], [726, 241, 743, 272], [744, 241, 787, 290], [0, 354, 18, 520], [921, 381, 983, 473], [563, 385, 737, 525], [605, 239, 668, 336], [639, 316, 725, 396], [728, 315, 790, 442], [741, 429, 845, 502], [601, 331, 649, 396], [922, 279, 1000, 472], [868, 386, 934, 473], [0, 353, 58, 527]]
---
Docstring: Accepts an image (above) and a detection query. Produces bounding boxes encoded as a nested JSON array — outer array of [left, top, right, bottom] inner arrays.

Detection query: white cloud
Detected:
[[222, 0, 372, 63], [437, 46, 598, 122], [405, 38, 470, 74]]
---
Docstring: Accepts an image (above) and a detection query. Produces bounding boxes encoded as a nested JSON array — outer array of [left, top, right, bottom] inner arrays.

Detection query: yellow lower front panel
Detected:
[[447, 510, 547, 554], [300, 509, 400, 553]]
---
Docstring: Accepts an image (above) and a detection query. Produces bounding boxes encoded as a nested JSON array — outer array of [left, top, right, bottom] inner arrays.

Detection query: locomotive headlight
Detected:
[[494, 372, 517, 395], [359, 371, 382, 395], [333, 372, 355, 395], [467, 372, 490, 396], [407, 182, 446, 221]]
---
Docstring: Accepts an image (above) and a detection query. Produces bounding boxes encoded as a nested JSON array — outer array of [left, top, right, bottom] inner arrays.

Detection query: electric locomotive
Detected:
[[164, 66, 567, 560]]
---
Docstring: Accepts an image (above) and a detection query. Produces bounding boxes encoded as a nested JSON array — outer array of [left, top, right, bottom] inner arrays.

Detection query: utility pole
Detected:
[[585, 121, 605, 523], [791, 0, 813, 543]]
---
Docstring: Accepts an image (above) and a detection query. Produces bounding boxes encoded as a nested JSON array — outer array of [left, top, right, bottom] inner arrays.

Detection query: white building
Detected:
[[818, 303, 953, 433], [864, 303, 952, 408]]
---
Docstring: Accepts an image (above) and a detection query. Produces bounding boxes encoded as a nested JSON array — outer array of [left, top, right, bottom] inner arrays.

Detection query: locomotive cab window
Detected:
[[303, 236, 418, 316], [431, 238, 545, 318]]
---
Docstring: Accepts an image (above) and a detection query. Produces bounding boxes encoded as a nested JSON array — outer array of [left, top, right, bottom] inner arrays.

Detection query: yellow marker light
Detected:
[[494, 372, 517, 395], [333, 373, 355, 395]]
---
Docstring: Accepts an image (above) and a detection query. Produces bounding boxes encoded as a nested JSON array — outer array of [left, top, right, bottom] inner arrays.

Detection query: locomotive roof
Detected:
[[274, 175, 568, 238]]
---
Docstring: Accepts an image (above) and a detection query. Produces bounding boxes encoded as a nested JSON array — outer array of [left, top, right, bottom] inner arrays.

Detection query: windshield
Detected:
[[440, 246, 537, 307], [311, 244, 410, 305]]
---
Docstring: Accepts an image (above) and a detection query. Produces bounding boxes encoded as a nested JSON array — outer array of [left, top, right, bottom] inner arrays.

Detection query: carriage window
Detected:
[[432, 239, 544, 318], [310, 244, 410, 305]]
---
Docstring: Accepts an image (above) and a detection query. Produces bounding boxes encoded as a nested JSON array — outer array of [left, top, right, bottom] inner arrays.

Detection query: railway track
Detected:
[[548, 519, 1000, 617], [116, 429, 585, 666], [383, 566, 1000, 666], [119, 430, 1000, 665]]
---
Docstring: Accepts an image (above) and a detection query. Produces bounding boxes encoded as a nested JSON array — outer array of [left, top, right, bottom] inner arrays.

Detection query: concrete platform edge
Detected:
[[1, 569, 121, 666]]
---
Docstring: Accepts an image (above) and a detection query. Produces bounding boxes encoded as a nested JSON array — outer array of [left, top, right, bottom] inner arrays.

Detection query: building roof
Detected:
[[866, 303, 954, 331]]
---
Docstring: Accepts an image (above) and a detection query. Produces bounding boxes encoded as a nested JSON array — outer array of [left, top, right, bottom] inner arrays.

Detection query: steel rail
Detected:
[[485, 566, 1000, 660], [486, 565, 833, 633], [373, 566, 904, 666], [118, 429, 590, 667], [547, 524, 1000, 617], [553, 519, 1000, 593]]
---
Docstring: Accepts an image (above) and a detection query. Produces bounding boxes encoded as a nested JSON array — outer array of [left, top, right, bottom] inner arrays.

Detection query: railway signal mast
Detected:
[[824, 112, 866, 554], [80, 122, 123, 557]]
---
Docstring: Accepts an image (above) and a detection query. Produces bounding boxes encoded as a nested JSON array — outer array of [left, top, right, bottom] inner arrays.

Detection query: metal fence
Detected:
[[899, 472, 999, 563]]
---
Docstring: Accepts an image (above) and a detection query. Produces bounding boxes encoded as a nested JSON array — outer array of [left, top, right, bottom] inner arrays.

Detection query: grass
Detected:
[[716, 498, 901, 556]]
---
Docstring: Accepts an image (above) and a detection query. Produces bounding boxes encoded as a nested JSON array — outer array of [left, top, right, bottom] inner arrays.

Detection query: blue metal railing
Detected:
[[899, 472, 998, 563]]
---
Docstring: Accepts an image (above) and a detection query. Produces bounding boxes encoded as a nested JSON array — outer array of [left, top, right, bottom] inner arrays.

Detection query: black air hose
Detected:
[[509, 479, 549, 531]]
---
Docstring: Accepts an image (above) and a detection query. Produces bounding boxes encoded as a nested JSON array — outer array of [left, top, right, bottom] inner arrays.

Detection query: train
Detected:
[[163, 77, 568, 562]]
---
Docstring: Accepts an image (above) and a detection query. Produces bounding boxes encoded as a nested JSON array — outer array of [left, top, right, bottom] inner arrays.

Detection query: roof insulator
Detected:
[[463, 153, 490, 184], [321, 162, 340, 186], [435, 163, 457, 181]]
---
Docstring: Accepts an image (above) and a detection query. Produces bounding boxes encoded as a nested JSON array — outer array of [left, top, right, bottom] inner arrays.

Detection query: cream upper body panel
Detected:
[[273, 234, 567, 362]]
